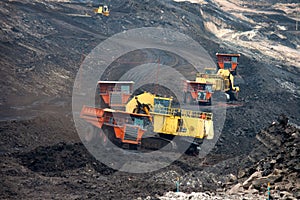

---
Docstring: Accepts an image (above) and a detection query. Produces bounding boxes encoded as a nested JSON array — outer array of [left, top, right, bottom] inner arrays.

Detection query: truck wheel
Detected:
[[102, 127, 121, 148], [129, 144, 138, 150], [226, 91, 237, 101], [184, 93, 192, 104], [102, 128, 111, 147], [85, 125, 98, 142], [207, 98, 212, 106]]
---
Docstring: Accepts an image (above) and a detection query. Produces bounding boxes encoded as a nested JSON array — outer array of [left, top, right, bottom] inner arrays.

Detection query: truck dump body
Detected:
[[98, 81, 134, 108], [216, 53, 240, 75], [80, 105, 151, 145]]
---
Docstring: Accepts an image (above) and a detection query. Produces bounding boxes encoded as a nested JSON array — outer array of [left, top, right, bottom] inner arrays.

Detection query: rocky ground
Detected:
[[157, 116, 300, 200], [0, 0, 299, 199]]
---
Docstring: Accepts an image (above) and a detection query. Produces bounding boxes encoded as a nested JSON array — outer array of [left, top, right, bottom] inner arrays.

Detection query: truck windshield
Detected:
[[205, 85, 212, 92], [154, 98, 171, 114]]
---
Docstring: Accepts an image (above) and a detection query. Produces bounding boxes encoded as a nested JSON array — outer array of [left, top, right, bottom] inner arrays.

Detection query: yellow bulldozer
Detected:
[[93, 5, 109, 16]]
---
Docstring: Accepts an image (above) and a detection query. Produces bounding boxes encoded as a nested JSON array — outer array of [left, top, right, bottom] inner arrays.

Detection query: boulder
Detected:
[[237, 170, 246, 179], [226, 183, 243, 195], [242, 171, 262, 189], [279, 191, 296, 200]]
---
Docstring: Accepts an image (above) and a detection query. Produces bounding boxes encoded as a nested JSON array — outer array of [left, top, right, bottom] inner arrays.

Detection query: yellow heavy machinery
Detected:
[[127, 92, 214, 139], [184, 68, 240, 105], [80, 81, 214, 154], [93, 5, 110, 16], [197, 68, 240, 101], [184, 53, 241, 106], [216, 53, 240, 75]]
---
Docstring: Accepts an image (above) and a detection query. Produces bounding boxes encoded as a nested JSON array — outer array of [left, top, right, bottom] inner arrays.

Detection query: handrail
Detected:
[[151, 106, 213, 120]]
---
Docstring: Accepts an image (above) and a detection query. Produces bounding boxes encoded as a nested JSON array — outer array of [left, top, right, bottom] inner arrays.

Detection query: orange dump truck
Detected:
[[216, 53, 240, 75]]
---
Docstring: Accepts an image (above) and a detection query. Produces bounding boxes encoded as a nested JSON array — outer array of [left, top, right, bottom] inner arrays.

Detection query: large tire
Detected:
[[103, 128, 113, 147], [198, 99, 211, 106], [183, 92, 187, 104], [226, 90, 238, 101], [143, 124, 154, 138], [85, 125, 95, 142], [184, 92, 193, 105], [102, 129, 109, 147], [84, 126, 104, 150], [102, 127, 121, 148], [129, 144, 138, 150], [207, 98, 212, 106]]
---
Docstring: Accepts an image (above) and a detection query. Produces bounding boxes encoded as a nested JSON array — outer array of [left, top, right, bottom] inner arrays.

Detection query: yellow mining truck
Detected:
[[80, 81, 214, 154], [195, 68, 240, 101], [216, 53, 240, 75], [183, 68, 240, 106]]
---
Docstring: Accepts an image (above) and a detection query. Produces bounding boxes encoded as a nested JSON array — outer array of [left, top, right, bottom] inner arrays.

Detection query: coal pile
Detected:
[[227, 115, 300, 199], [16, 142, 116, 176]]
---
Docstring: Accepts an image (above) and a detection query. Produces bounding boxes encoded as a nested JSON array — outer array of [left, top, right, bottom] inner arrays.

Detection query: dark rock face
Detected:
[[277, 114, 289, 127], [229, 118, 300, 199]]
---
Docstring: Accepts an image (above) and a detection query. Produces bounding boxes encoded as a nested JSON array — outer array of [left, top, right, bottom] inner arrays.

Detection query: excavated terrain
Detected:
[[0, 0, 299, 199]]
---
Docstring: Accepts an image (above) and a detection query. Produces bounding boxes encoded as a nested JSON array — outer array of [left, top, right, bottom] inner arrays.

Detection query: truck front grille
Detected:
[[124, 126, 139, 141]]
